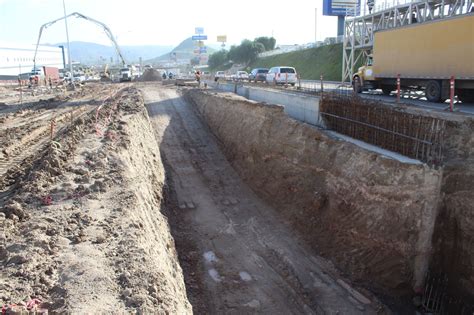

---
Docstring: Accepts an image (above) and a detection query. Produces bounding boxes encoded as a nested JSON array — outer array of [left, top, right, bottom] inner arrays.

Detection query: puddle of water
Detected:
[[239, 271, 252, 282], [208, 268, 222, 282], [203, 251, 218, 264]]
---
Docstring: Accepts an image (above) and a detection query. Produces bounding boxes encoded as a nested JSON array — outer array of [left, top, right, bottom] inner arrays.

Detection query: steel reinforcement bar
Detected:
[[320, 94, 446, 165]]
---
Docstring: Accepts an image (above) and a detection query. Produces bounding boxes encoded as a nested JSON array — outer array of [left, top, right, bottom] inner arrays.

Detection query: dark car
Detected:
[[249, 68, 269, 82]]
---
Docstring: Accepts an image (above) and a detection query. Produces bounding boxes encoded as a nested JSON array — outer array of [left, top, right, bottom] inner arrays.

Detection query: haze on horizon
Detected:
[[0, 0, 339, 48]]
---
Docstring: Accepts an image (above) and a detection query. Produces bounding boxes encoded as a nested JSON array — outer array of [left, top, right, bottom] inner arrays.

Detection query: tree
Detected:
[[249, 41, 265, 64], [228, 40, 265, 65], [209, 50, 228, 69], [254, 37, 276, 51]]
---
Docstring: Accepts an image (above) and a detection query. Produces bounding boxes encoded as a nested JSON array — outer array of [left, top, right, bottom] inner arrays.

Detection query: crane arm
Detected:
[[33, 12, 127, 70]]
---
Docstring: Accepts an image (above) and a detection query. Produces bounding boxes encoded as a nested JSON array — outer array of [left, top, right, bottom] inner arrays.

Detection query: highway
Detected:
[[227, 79, 474, 116]]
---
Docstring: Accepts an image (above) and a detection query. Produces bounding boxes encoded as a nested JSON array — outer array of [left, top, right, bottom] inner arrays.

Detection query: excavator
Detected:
[[100, 64, 111, 82], [32, 12, 130, 83]]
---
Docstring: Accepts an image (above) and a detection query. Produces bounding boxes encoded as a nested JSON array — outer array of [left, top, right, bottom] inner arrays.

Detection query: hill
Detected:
[[146, 37, 215, 63], [248, 43, 343, 81], [52, 41, 173, 65]]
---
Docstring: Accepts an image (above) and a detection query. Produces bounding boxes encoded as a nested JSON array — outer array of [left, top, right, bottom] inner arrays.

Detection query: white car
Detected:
[[232, 71, 249, 81], [215, 71, 225, 80], [266, 66, 297, 86]]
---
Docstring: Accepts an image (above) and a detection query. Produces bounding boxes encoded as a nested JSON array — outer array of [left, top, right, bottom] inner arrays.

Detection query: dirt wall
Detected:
[[185, 89, 442, 296], [432, 118, 474, 300]]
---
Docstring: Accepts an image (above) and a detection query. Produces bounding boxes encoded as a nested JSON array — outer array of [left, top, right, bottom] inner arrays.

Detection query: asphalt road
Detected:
[[299, 79, 474, 115], [207, 78, 474, 116]]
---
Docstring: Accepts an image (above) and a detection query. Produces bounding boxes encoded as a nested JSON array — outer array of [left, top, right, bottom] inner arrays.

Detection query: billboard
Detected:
[[323, 0, 360, 16], [217, 35, 227, 43], [195, 27, 204, 34], [191, 35, 208, 40]]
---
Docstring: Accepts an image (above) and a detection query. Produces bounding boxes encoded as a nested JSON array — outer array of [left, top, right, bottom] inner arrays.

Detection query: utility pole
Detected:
[[62, 0, 74, 88], [315, 8, 318, 43]]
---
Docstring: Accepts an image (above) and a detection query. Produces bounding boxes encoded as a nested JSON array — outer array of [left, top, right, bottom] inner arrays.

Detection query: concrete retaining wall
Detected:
[[211, 81, 321, 126]]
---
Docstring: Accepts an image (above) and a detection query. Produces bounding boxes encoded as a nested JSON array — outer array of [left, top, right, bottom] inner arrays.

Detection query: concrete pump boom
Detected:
[[33, 12, 126, 71]]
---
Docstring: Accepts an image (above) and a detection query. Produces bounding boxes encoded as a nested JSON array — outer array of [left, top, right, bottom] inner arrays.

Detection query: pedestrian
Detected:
[[48, 77, 53, 89], [195, 70, 201, 87]]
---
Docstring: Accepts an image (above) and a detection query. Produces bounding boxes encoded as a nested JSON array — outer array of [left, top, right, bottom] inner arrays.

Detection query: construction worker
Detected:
[[195, 70, 201, 87]]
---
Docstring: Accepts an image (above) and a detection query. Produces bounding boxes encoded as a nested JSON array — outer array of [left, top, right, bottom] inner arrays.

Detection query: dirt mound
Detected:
[[140, 69, 163, 82], [0, 87, 191, 313]]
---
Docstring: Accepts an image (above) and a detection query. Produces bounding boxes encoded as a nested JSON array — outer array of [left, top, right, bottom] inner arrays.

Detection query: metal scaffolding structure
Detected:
[[342, 0, 474, 83]]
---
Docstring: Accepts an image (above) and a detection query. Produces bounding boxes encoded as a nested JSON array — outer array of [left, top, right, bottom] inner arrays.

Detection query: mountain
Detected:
[[145, 37, 216, 63], [51, 41, 173, 65]]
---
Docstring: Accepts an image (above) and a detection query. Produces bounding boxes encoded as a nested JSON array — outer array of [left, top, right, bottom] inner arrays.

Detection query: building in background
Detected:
[[0, 42, 67, 80]]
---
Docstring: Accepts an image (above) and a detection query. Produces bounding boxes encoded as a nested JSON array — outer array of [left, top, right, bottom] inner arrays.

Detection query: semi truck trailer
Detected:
[[353, 13, 474, 103]]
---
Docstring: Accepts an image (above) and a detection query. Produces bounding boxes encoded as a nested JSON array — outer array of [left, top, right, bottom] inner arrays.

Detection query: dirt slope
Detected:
[[0, 85, 191, 314], [141, 84, 384, 314]]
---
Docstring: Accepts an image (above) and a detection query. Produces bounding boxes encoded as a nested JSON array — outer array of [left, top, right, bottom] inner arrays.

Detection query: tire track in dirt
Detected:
[[142, 85, 381, 314]]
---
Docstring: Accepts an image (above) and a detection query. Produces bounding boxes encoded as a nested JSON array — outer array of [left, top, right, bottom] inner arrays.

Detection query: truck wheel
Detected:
[[425, 80, 442, 102], [353, 76, 362, 93], [381, 85, 393, 96], [457, 90, 474, 103]]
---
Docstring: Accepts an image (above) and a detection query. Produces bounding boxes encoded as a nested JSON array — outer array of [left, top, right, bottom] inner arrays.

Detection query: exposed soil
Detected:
[[4, 80, 470, 314], [185, 89, 442, 297], [141, 84, 386, 314], [0, 84, 191, 314], [139, 69, 163, 82]]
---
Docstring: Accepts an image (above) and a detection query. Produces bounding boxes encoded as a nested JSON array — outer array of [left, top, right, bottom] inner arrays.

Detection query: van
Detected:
[[266, 66, 297, 86]]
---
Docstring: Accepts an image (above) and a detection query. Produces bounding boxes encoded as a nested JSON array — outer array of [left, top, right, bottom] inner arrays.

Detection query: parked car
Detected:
[[266, 66, 297, 86], [249, 68, 269, 82], [215, 71, 225, 81], [232, 71, 249, 81]]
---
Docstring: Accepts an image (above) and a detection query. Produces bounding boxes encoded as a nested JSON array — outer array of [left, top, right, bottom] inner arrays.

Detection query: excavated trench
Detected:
[[180, 87, 474, 312], [1, 82, 472, 313]]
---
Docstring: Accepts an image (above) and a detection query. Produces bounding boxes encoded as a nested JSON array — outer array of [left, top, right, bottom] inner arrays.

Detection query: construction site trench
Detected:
[[0, 82, 473, 314]]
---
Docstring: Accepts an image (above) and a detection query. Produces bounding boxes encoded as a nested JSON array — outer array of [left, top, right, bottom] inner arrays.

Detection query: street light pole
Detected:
[[315, 8, 318, 43], [62, 0, 74, 88]]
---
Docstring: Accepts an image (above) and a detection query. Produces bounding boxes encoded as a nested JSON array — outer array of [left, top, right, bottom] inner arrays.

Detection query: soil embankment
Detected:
[[185, 89, 442, 296], [0, 86, 191, 313]]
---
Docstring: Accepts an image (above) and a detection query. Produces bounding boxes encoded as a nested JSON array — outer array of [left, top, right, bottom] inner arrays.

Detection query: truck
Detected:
[[353, 13, 474, 103], [119, 65, 139, 82], [30, 66, 60, 84]]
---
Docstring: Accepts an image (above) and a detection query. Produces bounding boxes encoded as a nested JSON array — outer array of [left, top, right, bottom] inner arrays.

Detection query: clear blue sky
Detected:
[[0, 0, 339, 47]]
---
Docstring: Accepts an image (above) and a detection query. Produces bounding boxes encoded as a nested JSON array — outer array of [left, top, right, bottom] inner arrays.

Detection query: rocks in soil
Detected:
[[2, 201, 26, 220]]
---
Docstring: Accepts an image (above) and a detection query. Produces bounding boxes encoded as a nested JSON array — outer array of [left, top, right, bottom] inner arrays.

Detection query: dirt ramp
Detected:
[[185, 89, 442, 295]]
